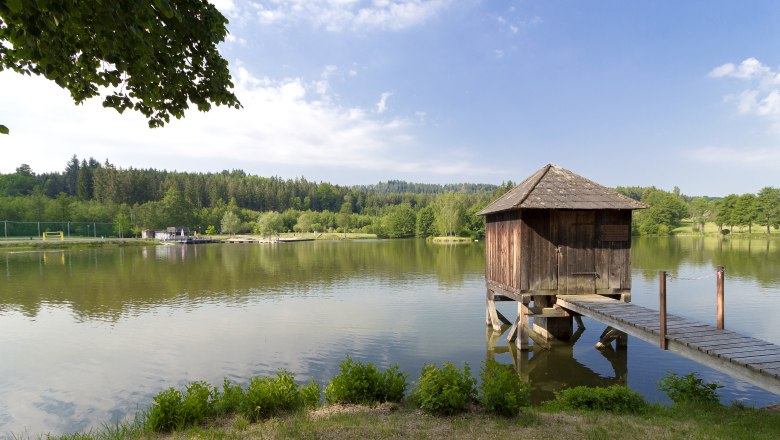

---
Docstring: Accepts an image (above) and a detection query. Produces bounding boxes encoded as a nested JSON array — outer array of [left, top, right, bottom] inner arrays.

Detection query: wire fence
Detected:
[[1, 220, 119, 239]]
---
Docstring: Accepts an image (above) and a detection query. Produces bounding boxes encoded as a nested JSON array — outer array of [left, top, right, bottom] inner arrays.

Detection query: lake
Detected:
[[2, 237, 780, 436]]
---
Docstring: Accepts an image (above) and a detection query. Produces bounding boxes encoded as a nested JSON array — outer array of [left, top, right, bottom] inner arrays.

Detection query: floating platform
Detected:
[[556, 294, 780, 396]]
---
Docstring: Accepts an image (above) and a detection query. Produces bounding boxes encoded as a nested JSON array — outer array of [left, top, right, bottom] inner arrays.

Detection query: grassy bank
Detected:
[[671, 219, 780, 236], [38, 359, 780, 440], [0, 238, 158, 252], [49, 401, 780, 440]]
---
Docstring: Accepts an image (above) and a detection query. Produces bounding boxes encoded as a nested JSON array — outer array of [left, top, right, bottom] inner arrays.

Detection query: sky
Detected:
[[2, 0, 780, 196]]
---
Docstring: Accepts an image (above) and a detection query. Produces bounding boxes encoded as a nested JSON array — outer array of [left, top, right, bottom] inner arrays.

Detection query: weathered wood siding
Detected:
[[485, 210, 522, 292], [519, 210, 557, 291], [485, 209, 632, 295]]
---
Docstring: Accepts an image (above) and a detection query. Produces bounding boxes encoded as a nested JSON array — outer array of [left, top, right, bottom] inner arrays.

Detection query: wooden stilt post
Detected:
[[716, 266, 725, 330], [486, 289, 502, 332], [518, 299, 530, 350], [659, 270, 668, 350]]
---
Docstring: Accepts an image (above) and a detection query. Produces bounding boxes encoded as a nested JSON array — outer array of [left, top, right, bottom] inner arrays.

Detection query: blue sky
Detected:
[[2, 0, 780, 196]]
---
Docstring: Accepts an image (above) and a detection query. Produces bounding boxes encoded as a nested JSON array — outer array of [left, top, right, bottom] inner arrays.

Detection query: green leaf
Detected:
[[0, 125, 9, 135], [7, 0, 23, 13]]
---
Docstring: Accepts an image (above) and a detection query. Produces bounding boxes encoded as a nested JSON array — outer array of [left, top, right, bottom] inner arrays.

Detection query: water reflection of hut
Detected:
[[478, 164, 645, 347]]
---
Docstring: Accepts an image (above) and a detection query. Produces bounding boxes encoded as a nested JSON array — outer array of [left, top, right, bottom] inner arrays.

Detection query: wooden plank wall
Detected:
[[486, 209, 633, 294], [519, 210, 557, 291], [484, 211, 522, 291]]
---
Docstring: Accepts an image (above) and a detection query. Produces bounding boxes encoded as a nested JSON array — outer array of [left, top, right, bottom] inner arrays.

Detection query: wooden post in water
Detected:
[[659, 270, 668, 350], [716, 266, 725, 330]]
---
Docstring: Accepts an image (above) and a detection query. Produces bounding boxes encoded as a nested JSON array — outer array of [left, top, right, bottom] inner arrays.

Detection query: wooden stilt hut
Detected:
[[478, 164, 645, 348]]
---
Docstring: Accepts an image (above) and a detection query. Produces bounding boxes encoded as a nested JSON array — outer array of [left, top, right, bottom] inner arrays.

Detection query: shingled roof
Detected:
[[478, 164, 646, 215]]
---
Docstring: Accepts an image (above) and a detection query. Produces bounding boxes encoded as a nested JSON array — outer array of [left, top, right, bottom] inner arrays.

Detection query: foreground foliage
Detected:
[[546, 385, 648, 414], [409, 362, 476, 415], [324, 356, 408, 405], [35, 363, 780, 439], [658, 371, 722, 406], [146, 372, 320, 432], [478, 359, 531, 416]]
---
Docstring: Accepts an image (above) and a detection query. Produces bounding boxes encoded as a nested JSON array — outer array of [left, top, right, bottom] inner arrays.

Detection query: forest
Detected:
[[0, 157, 778, 238]]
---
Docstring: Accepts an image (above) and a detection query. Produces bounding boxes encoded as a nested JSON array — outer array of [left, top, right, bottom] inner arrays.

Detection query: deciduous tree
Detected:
[[0, 0, 240, 132]]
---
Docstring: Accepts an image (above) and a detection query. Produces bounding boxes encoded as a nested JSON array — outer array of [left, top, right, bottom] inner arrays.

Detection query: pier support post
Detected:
[[659, 270, 668, 350], [533, 295, 573, 341], [716, 266, 725, 330], [507, 298, 531, 350], [486, 289, 501, 332]]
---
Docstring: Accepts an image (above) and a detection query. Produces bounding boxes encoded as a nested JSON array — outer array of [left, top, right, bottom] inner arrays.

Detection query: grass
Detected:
[[0, 237, 158, 251], [49, 402, 777, 440], [671, 219, 779, 236]]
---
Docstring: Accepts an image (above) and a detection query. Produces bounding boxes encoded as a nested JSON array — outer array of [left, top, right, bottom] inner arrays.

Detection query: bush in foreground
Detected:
[[242, 371, 321, 422], [147, 381, 217, 432], [324, 356, 408, 404], [547, 385, 647, 414], [658, 372, 722, 406], [410, 362, 476, 415], [146, 372, 321, 432], [479, 359, 530, 416]]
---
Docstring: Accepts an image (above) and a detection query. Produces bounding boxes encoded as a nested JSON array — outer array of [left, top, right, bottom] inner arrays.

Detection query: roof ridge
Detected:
[[514, 163, 551, 209]]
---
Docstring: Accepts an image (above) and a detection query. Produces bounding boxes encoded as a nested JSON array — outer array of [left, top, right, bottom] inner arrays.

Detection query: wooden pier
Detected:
[[556, 294, 780, 396]]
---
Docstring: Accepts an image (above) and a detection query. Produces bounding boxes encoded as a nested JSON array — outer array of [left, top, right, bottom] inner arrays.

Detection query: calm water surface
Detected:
[[1, 237, 780, 436]]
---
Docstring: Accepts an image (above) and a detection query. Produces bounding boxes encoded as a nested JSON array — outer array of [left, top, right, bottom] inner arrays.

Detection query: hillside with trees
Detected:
[[1, 158, 778, 239], [0, 157, 513, 239]]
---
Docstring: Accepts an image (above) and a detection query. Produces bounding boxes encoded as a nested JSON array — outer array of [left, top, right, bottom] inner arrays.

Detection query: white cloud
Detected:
[[687, 146, 780, 169], [710, 57, 780, 129], [375, 92, 392, 114], [709, 58, 769, 80], [0, 68, 490, 180], [230, 0, 452, 32]]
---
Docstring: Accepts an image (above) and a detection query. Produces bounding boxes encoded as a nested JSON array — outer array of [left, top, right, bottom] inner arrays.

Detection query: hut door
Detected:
[[557, 212, 597, 295]]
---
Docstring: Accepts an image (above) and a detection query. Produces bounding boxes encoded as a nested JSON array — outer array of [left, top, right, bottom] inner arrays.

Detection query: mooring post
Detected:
[[659, 270, 668, 350], [716, 266, 725, 330]]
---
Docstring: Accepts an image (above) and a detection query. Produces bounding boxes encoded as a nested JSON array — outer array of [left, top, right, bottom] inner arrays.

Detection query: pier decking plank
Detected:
[[556, 294, 780, 396]]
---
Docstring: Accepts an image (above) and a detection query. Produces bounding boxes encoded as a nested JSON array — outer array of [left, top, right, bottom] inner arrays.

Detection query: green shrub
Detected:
[[410, 363, 476, 415], [242, 370, 311, 421], [301, 380, 323, 407], [324, 356, 408, 404], [548, 385, 647, 414], [658, 372, 722, 406], [180, 381, 215, 426], [146, 387, 184, 432], [381, 365, 409, 403], [479, 359, 530, 416], [146, 382, 216, 432], [213, 378, 244, 415]]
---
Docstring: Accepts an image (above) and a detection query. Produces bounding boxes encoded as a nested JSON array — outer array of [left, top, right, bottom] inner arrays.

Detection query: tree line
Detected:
[[2, 157, 777, 238], [0, 157, 513, 239], [616, 185, 780, 235]]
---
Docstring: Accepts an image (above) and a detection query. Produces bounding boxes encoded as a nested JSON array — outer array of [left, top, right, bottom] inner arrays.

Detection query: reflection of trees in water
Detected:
[[632, 237, 780, 287], [0, 240, 485, 320]]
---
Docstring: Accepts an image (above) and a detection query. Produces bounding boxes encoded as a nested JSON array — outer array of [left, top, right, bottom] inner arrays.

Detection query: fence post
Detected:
[[659, 270, 668, 350], [37, 222, 41, 238], [93, 222, 96, 238], [716, 266, 725, 330], [67, 221, 70, 237]]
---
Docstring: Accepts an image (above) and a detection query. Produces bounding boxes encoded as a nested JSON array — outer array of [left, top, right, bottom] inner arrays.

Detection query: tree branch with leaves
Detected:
[[0, 0, 241, 134]]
